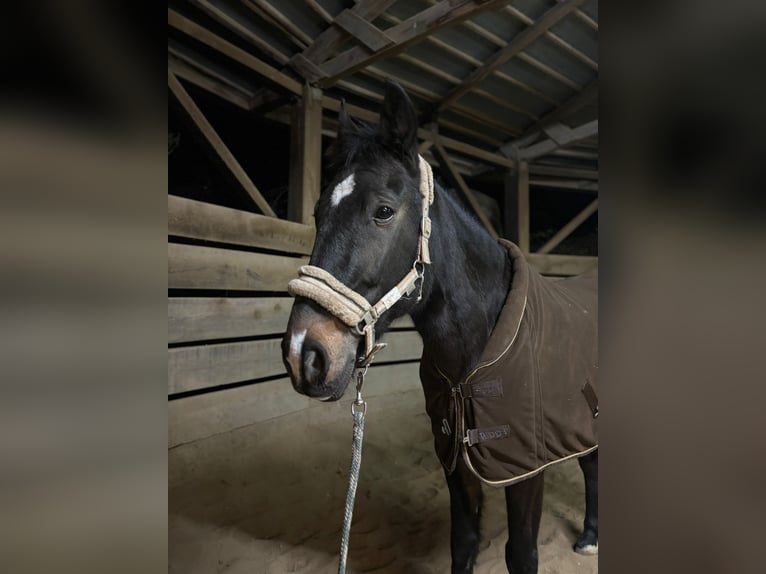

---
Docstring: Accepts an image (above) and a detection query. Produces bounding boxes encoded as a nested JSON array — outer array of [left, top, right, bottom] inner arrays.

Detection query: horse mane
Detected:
[[325, 116, 403, 174]]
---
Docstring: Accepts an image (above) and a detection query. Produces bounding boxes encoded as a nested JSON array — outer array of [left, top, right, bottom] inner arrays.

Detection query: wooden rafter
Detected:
[[528, 164, 598, 180], [432, 0, 586, 114], [377, 10, 558, 110], [315, 0, 514, 88], [502, 4, 597, 70], [189, 0, 289, 66], [168, 56, 251, 110], [168, 40, 255, 96], [530, 179, 598, 192], [518, 120, 598, 161], [168, 8, 302, 96], [433, 1, 584, 90], [500, 79, 598, 155], [300, 0, 397, 66], [168, 71, 276, 217]]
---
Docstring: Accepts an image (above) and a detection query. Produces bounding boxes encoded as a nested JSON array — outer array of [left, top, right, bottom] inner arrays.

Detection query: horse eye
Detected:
[[374, 206, 395, 222]]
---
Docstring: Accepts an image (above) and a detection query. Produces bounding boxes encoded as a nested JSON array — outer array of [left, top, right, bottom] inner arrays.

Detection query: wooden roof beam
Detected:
[[168, 8, 302, 96], [499, 79, 598, 155], [315, 0, 514, 88], [431, 0, 586, 115], [529, 179, 598, 192], [517, 119, 598, 161], [528, 164, 598, 180], [168, 56, 251, 110], [189, 0, 290, 66], [300, 0, 398, 67]]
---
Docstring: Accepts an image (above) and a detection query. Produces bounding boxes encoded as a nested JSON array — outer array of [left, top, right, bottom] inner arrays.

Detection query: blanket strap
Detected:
[[581, 379, 599, 418]]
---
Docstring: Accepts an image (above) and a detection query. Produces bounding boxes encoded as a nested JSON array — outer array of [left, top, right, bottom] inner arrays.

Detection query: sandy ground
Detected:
[[170, 386, 597, 574]]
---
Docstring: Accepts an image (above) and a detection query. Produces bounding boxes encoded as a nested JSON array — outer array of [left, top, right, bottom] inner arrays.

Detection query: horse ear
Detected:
[[338, 98, 351, 134], [326, 99, 351, 165], [379, 80, 418, 168]]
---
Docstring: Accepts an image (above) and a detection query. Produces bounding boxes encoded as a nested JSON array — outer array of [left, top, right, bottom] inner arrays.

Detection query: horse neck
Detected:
[[410, 186, 511, 383]]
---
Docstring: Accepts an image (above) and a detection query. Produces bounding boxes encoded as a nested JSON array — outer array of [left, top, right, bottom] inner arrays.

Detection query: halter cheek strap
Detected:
[[287, 155, 435, 367]]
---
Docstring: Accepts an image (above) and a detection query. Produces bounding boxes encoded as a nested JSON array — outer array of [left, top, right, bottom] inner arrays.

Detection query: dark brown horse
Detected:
[[282, 80, 598, 574]]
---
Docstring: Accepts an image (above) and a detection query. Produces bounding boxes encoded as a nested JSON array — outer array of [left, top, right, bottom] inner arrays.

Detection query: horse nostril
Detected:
[[302, 340, 328, 387]]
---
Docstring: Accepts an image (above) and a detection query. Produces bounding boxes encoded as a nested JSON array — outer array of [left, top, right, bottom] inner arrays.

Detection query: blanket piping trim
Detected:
[[462, 442, 599, 487]]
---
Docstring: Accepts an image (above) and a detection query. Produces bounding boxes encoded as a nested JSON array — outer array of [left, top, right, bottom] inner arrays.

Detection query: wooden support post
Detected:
[[537, 198, 598, 254], [288, 84, 323, 225], [503, 162, 529, 253], [518, 161, 530, 253], [168, 71, 276, 217]]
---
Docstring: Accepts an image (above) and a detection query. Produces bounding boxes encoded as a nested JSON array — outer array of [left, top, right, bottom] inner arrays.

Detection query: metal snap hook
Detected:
[[352, 366, 368, 415]]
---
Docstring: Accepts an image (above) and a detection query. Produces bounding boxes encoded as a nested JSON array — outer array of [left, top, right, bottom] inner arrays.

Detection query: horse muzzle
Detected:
[[282, 300, 358, 400]]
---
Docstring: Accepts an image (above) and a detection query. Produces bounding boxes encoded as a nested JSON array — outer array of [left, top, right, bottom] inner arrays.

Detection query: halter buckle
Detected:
[[421, 215, 432, 239]]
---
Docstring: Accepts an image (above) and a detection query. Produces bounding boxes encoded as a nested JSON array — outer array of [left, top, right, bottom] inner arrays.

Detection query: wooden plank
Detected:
[[574, 8, 598, 31], [537, 198, 598, 254], [168, 331, 423, 395], [168, 297, 415, 344], [242, 0, 312, 47], [432, 143, 499, 239], [169, 297, 293, 343], [529, 178, 598, 192], [168, 195, 315, 254], [169, 338, 286, 394], [519, 120, 598, 161], [288, 85, 323, 225], [167, 8, 302, 96], [434, 0, 586, 113], [517, 161, 530, 253], [168, 72, 277, 217], [168, 243, 307, 291], [168, 362, 421, 447], [421, 132, 515, 169], [528, 164, 598, 180], [167, 56, 251, 110], [333, 10, 393, 52], [526, 253, 597, 276], [317, 0, 513, 88]]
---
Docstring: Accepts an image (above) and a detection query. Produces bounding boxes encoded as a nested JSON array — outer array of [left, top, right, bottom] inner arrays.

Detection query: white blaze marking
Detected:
[[330, 173, 355, 207], [289, 329, 306, 360]]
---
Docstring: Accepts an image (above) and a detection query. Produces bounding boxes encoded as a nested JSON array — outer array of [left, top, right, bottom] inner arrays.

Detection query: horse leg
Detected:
[[504, 472, 544, 574], [574, 449, 598, 554], [445, 457, 484, 573]]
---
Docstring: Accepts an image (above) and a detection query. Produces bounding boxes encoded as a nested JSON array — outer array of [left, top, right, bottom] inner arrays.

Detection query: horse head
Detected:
[[282, 80, 428, 401]]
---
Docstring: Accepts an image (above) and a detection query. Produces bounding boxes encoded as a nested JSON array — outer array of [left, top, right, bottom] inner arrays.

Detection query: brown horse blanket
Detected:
[[419, 240, 598, 486]]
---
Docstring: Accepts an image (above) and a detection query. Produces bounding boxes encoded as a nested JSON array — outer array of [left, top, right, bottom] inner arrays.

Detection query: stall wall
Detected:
[[168, 196, 423, 447]]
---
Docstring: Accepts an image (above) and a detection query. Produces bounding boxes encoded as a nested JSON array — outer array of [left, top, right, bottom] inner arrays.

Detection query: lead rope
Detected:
[[338, 368, 368, 574], [287, 156, 434, 573]]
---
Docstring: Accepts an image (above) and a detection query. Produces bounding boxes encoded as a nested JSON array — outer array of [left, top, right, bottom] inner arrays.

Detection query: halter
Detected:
[[287, 155, 435, 367]]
